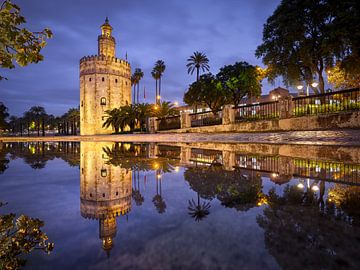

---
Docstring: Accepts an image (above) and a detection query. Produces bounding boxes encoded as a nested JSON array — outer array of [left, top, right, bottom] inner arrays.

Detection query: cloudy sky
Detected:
[[2, 0, 282, 116]]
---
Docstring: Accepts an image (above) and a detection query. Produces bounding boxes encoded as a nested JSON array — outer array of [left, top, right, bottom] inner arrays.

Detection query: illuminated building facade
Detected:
[[80, 18, 131, 135]]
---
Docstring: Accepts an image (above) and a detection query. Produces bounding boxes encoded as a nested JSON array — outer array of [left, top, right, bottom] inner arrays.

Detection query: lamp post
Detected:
[[297, 82, 318, 96]]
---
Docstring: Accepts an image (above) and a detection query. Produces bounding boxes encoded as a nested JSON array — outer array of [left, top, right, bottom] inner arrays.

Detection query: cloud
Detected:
[[3, 0, 280, 115]]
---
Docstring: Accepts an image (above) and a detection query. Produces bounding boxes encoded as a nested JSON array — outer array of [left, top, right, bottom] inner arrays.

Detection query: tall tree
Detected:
[[255, 0, 360, 94], [216, 62, 262, 108], [154, 60, 166, 103], [134, 68, 144, 104], [29, 106, 46, 136], [327, 63, 360, 90], [184, 73, 226, 115], [151, 69, 160, 104], [186, 51, 210, 81], [0, 102, 9, 131], [130, 74, 138, 104], [0, 0, 52, 80]]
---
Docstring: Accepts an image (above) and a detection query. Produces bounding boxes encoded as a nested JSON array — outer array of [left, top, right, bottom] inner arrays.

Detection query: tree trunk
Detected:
[[20, 122, 23, 137], [37, 119, 40, 136], [137, 83, 140, 104], [155, 79, 158, 104], [133, 85, 136, 104], [42, 118, 45, 136], [196, 68, 199, 81], [27, 122, 30, 136]]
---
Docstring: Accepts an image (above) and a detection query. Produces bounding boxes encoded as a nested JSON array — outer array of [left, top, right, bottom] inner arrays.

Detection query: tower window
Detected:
[[100, 97, 106, 105], [115, 79, 118, 83], [102, 77, 105, 81], [89, 78, 91, 82], [81, 101, 84, 107], [116, 191, 118, 196], [101, 169, 107, 177], [102, 193, 105, 198]]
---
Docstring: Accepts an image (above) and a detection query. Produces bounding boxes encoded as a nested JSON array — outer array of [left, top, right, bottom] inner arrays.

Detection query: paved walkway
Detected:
[[1, 130, 360, 145]]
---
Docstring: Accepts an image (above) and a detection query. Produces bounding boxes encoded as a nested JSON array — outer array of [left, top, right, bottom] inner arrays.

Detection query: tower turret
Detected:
[[98, 17, 115, 57]]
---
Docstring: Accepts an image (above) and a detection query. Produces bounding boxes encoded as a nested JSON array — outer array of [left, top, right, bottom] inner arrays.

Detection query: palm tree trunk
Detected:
[[137, 83, 140, 104], [37, 119, 40, 136], [42, 118, 45, 136], [196, 67, 199, 81], [20, 122, 23, 137], [155, 79, 158, 104], [133, 85, 136, 104], [159, 77, 162, 104]]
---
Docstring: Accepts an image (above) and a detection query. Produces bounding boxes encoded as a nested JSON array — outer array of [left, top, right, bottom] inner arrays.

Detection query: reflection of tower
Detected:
[[80, 142, 132, 255]]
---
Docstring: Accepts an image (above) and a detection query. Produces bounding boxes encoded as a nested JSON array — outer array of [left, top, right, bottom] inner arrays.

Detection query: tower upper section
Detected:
[[98, 17, 115, 57]]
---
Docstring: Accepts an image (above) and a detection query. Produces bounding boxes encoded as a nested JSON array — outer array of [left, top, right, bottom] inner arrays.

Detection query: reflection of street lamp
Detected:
[[297, 81, 318, 96], [174, 101, 179, 107]]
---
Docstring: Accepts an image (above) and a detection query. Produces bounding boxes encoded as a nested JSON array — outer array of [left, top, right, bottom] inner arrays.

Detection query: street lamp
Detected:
[[296, 81, 318, 96], [174, 101, 179, 107]]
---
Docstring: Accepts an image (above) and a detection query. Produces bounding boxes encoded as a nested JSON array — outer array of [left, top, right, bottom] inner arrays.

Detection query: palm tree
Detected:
[[153, 172, 166, 214], [103, 108, 124, 133], [134, 68, 144, 104], [186, 51, 210, 81], [135, 103, 152, 131], [23, 111, 33, 136], [151, 69, 160, 104], [154, 60, 166, 104], [131, 74, 138, 104], [67, 108, 80, 135], [153, 101, 178, 119], [188, 193, 211, 222], [29, 106, 46, 136]]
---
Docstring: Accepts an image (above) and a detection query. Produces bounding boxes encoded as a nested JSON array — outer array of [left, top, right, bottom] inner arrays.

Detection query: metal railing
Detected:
[[293, 87, 360, 117], [190, 111, 222, 127], [235, 101, 279, 122], [157, 115, 181, 131]]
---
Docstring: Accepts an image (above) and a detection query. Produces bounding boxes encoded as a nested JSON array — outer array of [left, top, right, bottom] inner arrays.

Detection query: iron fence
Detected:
[[157, 115, 181, 131], [190, 111, 222, 127], [293, 87, 360, 117], [235, 101, 279, 122]]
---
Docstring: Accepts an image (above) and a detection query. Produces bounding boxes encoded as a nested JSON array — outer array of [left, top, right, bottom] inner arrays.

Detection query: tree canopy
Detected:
[[256, 0, 360, 94], [0, 0, 53, 80]]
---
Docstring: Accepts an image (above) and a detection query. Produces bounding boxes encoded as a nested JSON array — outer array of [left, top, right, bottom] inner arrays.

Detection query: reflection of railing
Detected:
[[190, 111, 222, 127], [190, 148, 223, 165], [293, 88, 360, 117], [157, 116, 181, 131], [235, 101, 279, 122], [235, 154, 279, 173], [293, 159, 360, 185], [157, 145, 181, 159]]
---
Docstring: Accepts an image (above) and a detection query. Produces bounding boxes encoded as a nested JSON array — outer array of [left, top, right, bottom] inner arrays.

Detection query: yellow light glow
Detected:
[[174, 166, 179, 172], [174, 101, 179, 106], [297, 85, 304, 90], [311, 82, 318, 88], [311, 185, 319, 191], [297, 183, 305, 189], [271, 173, 278, 178], [157, 174, 161, 179], [156, 95, 161, 99]]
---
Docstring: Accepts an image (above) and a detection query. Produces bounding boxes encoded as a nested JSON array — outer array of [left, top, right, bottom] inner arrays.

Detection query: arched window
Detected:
[[89, 78, 91, 82], [115, 79, 118, 83], [100, 97, 106, 105], [101, 169, 107, 177], [102, 77, 105, 81], [81, 101, 84, 107]]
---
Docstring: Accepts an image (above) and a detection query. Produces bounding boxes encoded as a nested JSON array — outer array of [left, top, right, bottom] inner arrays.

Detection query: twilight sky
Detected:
[[1, 0, 283, 116]]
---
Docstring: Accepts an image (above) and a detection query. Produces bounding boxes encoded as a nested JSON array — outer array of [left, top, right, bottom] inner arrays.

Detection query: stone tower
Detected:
[[80, 18, 131, 135], [80, 142, 132, 255]]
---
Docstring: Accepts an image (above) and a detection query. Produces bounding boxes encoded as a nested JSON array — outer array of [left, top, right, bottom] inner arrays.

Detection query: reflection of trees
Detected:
[[103, 143, 179, 173], [184, 166, 264, 212], [0, 202, 54, 269], [0, 144, 10, 174], [153, 173, 166, 214], [132, 170, 144, 206], [3, 142, 80, 170], [188, 193, 211, 222], [257, 185, 360, 270], [328, 184, 360, 226]]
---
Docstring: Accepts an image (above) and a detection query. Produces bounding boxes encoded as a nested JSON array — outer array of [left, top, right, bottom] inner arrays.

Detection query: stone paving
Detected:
[[1, 129, 360, 145]]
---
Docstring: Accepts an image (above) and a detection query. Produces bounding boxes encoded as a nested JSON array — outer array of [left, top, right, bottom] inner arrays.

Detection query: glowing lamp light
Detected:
[[174, 101, 179, 106], [311, 82, 318, 88], [157, 174, 162, 179], [157, 95, 161, 100], [271, 173, 278, 178], [311, 185, 319, 191], [154, 105, 158, 110], [297, 183, 305, 189], [174, 166, 180, 172], [297, 85, 304, 90]]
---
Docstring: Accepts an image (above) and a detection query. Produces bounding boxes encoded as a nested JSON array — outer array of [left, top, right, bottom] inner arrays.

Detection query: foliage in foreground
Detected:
[[0, 202, 54, 269]]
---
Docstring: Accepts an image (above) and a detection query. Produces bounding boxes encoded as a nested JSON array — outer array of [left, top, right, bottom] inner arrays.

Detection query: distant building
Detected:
[[80, 18, 131, 135]]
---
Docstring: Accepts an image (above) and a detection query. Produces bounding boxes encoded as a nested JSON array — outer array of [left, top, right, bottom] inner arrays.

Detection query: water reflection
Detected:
[[1, 141, 360, 269], [80, 142, 132, 256]]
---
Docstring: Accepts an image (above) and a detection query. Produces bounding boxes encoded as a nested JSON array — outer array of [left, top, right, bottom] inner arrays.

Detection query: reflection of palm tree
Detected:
[[132, 169, 144, 206], [152, 173, 166, 214], [188, 193, 211, 222]]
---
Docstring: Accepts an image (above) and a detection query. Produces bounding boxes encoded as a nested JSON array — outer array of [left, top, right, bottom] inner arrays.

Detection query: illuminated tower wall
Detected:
[[80, 142, 132, 252], [79, 18, 132, 135]]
